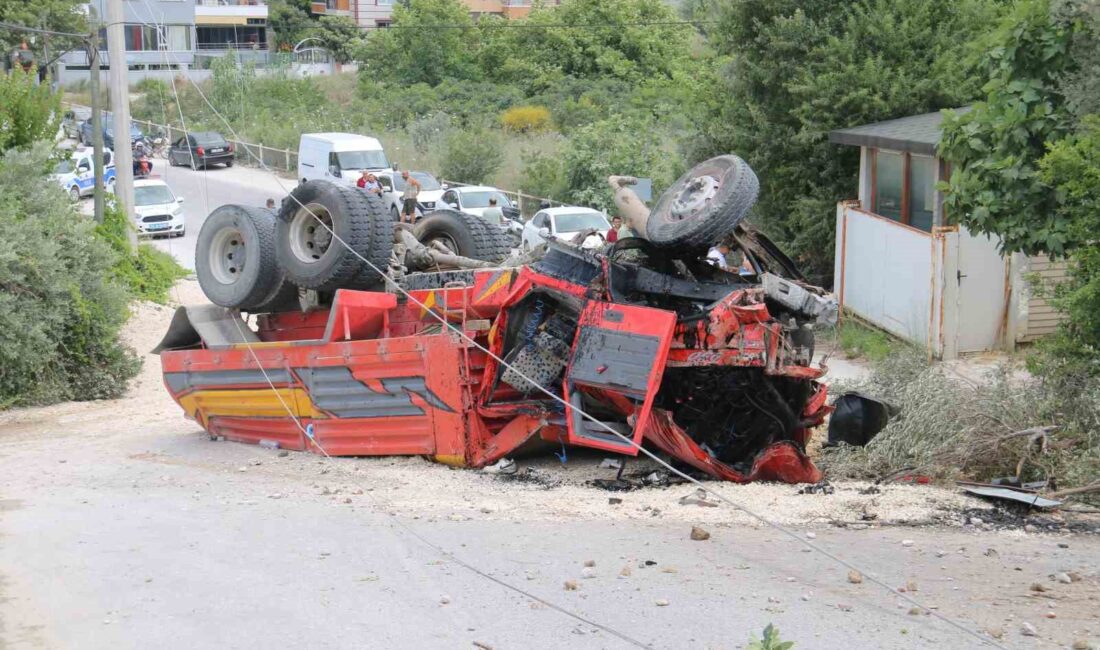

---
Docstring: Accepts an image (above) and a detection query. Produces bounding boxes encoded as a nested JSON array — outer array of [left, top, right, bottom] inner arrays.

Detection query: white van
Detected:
[[297, 133, 391, 185]]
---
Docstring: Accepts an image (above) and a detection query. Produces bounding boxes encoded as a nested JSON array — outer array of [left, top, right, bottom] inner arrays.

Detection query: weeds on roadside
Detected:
[[820, 348, 1100, 494], [747, 624, 794, 650]]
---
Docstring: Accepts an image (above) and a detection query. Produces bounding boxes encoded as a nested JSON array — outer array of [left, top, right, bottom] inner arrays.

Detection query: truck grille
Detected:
[[142, 214, 171, 223]]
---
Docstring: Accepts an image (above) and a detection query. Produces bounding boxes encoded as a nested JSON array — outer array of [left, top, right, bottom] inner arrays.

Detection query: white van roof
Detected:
[[301, 132, 383, 152]]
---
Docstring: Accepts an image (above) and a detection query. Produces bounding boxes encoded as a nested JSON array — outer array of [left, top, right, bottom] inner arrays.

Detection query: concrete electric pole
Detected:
[[104, 0, 137, 248], [87, 7, 106, 224]]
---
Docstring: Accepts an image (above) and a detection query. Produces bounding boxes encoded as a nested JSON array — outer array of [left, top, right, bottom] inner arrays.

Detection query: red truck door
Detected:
[[563, 301, 676, 454]]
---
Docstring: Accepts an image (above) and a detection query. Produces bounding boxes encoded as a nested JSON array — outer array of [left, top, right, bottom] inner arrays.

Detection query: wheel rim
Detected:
[[208, 226, 247, 285], [669, 174, 721, 221], [70, 187, 80, 200], [287, 202, 334, 264]]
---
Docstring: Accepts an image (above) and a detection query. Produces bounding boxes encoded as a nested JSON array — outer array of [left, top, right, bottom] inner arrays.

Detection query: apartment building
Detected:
[[57, 0, 270, 84], [344, 0, 561, 30]]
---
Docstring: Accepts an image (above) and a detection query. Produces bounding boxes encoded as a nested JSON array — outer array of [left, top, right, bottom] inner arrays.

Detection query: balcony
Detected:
[[196, 0, 265, 6], [195, 0, 268, 26]]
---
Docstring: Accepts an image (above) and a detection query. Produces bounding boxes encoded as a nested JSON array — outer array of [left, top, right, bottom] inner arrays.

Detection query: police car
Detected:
[[134, 178, 186, 238], [52, 147, 117, 201]]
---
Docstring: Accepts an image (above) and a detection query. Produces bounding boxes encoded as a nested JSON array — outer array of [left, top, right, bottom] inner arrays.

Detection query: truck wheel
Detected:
[[196, 205, 287, 310], [646, 155, 759, 250], [413, 209, 509, 263], [275, 180, 394, 292]]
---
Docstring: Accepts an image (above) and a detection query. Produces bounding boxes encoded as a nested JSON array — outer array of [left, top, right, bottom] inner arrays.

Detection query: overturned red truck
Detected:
[[158, 156, 839, 483]]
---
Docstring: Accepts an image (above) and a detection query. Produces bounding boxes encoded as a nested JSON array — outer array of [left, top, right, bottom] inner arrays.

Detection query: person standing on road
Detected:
[[607, 215, 622, 243], [482, 197, 504, 225], [399, 170, 421, 224]]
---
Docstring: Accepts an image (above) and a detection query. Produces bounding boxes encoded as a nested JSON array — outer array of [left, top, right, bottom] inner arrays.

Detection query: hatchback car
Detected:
[[522, 207, 612, 250], [167, 132, 234, 169]]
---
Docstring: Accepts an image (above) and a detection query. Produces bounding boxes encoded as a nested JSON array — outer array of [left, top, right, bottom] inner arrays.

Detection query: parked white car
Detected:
[[522, 207, 612, 251], [297, 133, 391, 184], [374, 170, 446, 221], [133, 178, 186, 238], [439, 186, 515, 220], [51, 147, 116, 201]]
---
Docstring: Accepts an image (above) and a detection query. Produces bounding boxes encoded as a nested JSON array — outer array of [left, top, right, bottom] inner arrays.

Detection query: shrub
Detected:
[[0, 144, 140, 408], [821, 348, 1100, 492], [408, 112, 453, 155], [0, 69, 61, 152], [96, 201, 189, 304], [440, 128, 504, 184], [519, 149, 567, 201], [501, 105, 552, 133]]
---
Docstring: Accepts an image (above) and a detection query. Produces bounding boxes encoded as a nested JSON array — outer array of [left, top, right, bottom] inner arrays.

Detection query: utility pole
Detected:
[[105, 0, 137, 248], [87, 7, 106, 224]]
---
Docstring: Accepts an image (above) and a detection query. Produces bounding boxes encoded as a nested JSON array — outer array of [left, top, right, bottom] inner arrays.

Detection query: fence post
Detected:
[[285, 148, 290, 171]]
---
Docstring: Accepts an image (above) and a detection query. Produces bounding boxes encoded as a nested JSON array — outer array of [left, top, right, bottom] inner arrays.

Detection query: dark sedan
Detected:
[[167, 132, 235, 169], [79, 115, 144, 150]]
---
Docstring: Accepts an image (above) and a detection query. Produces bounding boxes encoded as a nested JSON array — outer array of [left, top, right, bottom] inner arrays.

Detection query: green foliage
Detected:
[[268, 0, 316, 50], [361, 0, 478, 86], [408, 112, 453, 155], [0, 68, 62, 152], [0, 143, 139, 408], [501, 0, 692, 84], [313, 15, 366, 64], [1034, 116, 1100, 359], [1056, 0, 1100, 122], [560, 115, 681, 210], [501, 105, 552, 133], [694, 0, 1001, 283], [95, 202, 189, 304], [747, 624, 795, 650], [831, 317, 902, 362], [0, 0, 87, 52], [519, 149, 568, 202], [940, 0, 1079, 257], [440, 128, 503, 184]]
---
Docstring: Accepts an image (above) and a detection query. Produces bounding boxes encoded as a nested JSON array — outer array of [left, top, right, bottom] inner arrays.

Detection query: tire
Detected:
[[413, 209, 510, 263], [69, 186, 81, 202], [391, 205, 400, 223], [195, 205, 287, 310], [225, 160, 234, 168], [275, 180, 394, 292], [646, 155, 759, 250]]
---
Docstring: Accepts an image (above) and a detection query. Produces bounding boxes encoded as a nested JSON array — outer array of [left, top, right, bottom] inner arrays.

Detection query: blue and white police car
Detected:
[[52, 147, 116, 201]]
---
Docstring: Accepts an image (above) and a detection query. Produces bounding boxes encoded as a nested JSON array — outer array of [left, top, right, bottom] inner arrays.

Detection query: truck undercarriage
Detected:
[[159, 155, 839, 483]]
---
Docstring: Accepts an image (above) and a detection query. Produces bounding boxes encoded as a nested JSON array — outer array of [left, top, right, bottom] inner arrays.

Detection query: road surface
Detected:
[[141, 161, 294, 271]]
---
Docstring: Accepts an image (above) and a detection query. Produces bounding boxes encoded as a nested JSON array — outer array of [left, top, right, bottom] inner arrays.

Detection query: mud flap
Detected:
[[563, 301, 676, 454]]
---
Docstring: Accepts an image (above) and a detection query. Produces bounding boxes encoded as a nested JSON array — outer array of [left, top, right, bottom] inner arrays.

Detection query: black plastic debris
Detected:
[[827, 392, 896, 447]]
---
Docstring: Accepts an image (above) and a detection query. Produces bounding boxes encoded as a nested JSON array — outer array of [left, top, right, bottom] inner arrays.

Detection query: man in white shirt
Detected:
[[706, 242, 731, 270], [481, 197, 504, 225]]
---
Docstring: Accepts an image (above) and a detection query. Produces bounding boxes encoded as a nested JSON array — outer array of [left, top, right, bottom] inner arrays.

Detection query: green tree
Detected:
[[1037, 116, 1100, 355], [560, 115, 681, 210], [0, 68, 61, 151], [498, 0, 692, 84], [360, 0, 478, 86], [440, 128, 503, 184], [313, 15, 366, 64], [268, 0, 315, 50], [693, 0, 1001, 283], [0, 0, 87, 54], [939, 0, 1079, 257]]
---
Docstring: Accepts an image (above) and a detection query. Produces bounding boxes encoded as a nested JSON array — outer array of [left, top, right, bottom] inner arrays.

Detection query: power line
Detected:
[[121, 18, 1005, 649]]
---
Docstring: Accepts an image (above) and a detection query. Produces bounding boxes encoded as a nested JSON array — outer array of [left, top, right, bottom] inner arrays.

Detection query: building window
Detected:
[[871, 149, 936, 232], [121, 24, 191, 51]]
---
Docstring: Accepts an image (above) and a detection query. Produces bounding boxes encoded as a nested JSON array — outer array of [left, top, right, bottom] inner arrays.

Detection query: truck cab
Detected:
[[297, 133, 391, 185]]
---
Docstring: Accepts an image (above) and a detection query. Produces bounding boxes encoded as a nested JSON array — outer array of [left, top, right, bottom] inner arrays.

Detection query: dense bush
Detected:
[[501, 105, 552, 133], [440, 128, 503, 184], [1, 69, 61, 151], [96, 201, 189, 304], [0, 144, 140, 408]]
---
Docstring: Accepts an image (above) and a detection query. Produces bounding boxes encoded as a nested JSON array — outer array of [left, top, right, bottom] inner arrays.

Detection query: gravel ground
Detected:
[[2, 280, 1098, 649]]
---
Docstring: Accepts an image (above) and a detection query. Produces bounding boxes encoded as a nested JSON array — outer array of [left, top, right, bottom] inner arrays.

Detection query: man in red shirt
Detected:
[[607, 215, 623, 243]]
